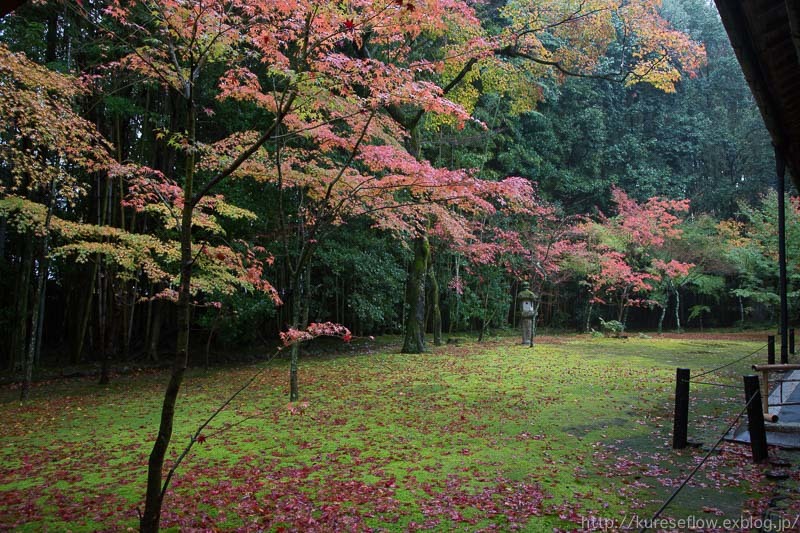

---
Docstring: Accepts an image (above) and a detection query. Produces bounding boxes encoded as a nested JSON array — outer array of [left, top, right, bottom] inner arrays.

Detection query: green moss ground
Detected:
[[1, 334, 797, 531]]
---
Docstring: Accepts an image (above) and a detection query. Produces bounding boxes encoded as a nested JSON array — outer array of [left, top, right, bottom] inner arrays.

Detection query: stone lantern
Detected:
[[517, 281, 536, 346]]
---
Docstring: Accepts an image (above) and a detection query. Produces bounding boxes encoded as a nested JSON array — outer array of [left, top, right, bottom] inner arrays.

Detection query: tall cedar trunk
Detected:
[[33, 258, 48, 368], [140, 99, 196, 533], [147, 301, 162, 362], [402, 236, 429, 353], [21, 256, 46, 400], [98, 173, 112, 385], [74, 259, 98, 364], [21, 180, 55, 399], [428, 263, 441, 346], [11, 232, 34, 372]]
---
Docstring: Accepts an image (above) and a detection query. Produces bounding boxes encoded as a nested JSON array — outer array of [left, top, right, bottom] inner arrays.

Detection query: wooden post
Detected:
[[790, 328, 795, 355], [743, 374, 768, 463], [759, 370, 770, 415], [768, 335, 775, 365], [673, 368, 690, 449], [776, 147, 789, 364]]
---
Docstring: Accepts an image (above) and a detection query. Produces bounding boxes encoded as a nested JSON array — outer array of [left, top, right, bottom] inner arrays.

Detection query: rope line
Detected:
[[690, 344, 767, 379], [685, 380, 739, 389], [641, 392, 760, 532]]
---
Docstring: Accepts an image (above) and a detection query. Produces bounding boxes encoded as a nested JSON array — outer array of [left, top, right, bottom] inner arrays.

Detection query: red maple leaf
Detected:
[[343, 19, 355, 30], [195, 434, 207, 444]]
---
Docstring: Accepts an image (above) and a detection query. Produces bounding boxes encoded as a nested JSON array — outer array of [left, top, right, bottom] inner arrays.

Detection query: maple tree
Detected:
[[582, 188, 693, 328], [78, 0, 510, 528]]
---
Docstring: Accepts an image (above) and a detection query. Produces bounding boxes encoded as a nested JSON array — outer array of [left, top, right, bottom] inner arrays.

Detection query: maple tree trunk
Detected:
[[402, 236, 429, 353], [141, 99, 196, 533], [288, 266, 307, 402], [658, 304, 666, 334], [674, 288, 682, 331]]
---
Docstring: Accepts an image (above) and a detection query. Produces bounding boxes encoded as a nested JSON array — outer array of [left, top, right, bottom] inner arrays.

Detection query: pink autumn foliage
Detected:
[[280, 322, 352, 347], [652, 258, 693, 279], [610, 187, 689, 247]]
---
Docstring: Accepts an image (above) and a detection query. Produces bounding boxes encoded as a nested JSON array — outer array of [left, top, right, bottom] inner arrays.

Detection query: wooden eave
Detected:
[[715, 0, 800, 187], [0, 1, 27, 19]]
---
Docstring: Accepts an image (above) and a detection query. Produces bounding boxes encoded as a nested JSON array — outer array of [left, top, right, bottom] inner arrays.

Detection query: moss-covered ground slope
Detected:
[[1, 334, 797, 531]]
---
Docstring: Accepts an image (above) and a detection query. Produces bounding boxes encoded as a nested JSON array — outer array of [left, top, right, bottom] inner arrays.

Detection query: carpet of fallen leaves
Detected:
[[1, 333, 798, 531]]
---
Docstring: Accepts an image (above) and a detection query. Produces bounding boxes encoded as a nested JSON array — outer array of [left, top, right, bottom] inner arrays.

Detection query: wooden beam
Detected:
[[785, 0, 800, 66], [0, 1, 28, 19]]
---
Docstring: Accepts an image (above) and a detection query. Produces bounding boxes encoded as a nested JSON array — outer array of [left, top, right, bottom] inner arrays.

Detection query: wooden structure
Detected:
[[714, 0, 800, 187], [0, 1, 27, 19], [715, 0, 799, 360]]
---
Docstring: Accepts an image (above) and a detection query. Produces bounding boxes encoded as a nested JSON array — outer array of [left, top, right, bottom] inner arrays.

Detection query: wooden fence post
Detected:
[[673, 368, 690, 449], [743, 374, 768, 463], [768, 336, 775, 365]]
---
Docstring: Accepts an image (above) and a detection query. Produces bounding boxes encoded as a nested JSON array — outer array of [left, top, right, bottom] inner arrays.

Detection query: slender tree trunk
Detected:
[[450, 256, 460, 335], [21, 255, 47, 400], [289, 265, 309, 401], [11, 232, 34, 373], [74, 260, 98, 364], [478, 286, 490, 342], [738, 295, 745, 328], [658, 305, 666, 334], [674, 288, 682, 332], [402, 236, 429, 353], [22, 178, 56, 398], [33, 262, 47, 368], [0, 217, 6, 260], [125, 284, 137, 360], [428, 262, 441, 346], [140, 98, 196, 533], [204, 308, 220, 370], [585, 302, 593, 332], [147, 302, 162, 362]]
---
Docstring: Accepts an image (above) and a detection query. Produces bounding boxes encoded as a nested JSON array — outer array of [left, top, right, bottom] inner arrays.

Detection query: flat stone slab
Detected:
[[725, 370, 800, 449], [726, 426, 800, 449]]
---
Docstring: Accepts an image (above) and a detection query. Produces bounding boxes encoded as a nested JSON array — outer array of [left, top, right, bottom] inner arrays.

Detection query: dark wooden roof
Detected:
[[714, 0, 800, 187], [0, 1, 27, 19]]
